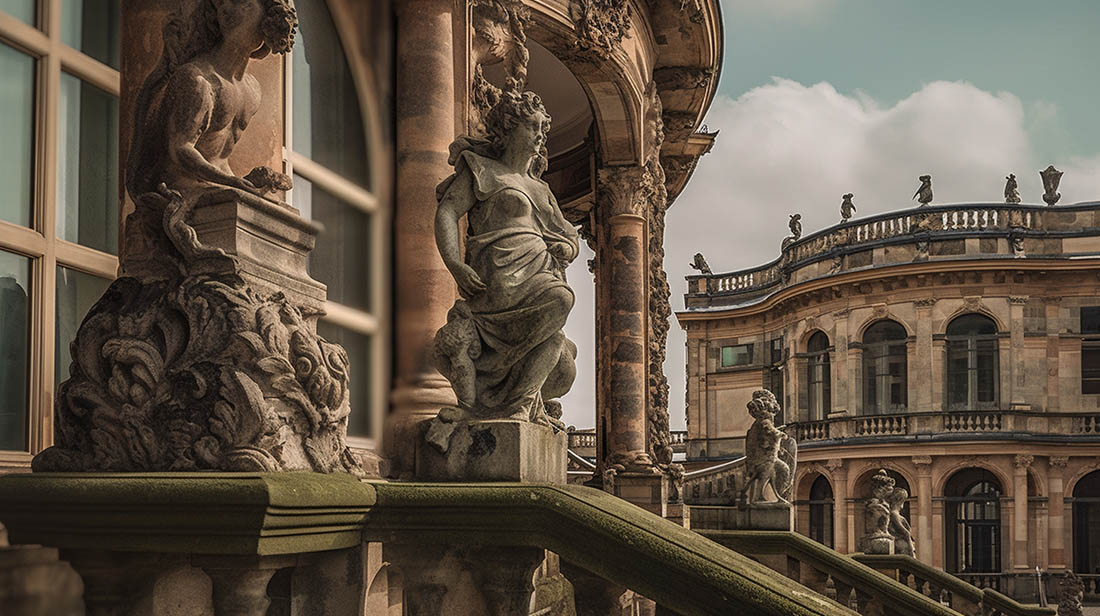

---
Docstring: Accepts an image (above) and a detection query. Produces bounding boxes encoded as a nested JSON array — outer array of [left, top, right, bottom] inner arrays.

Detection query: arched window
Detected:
[[806, 332, 831, 420], [946, 314, 999, 410], [288, 1, 392, 441], [862, 320, 908, 414], [945, 469, 1002, 574], [1072, 470, 1100, 574], [808, 475, 834, 548]]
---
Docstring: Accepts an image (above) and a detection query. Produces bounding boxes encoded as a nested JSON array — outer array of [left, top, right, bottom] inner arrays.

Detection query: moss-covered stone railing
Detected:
[[700, 529, 962, 616], [0, 473, 853, 616], [852, 554, 1056, 616]]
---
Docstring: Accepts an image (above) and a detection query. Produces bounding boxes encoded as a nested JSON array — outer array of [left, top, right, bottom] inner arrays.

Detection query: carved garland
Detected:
[[570, 0, 632, 59], [470, 0, 531, 136]]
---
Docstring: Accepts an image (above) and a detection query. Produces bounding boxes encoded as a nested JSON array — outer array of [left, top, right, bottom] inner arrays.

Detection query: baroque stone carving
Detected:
[[913, 175, 933, 206], [1057, 571, 1085, 616], [654, 66, 715, 91], [861, 469, 912, 555], [781, 214, 802, 250], [433, 91, 579, 426], [1040, 165, 1063, 206], [1014, 454, 1034, 468], [35, 0, 364, 475], [1004, 173, 1021, 204], [470, 0, 530, 137], [690, 253, 712, 275], [841, 193, 856, 221], [570, 0, 631, 59], [740, 390, 797, 505]]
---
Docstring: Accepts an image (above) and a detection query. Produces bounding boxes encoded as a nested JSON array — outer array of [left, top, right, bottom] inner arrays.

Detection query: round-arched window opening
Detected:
[[945, 314, 999, 411], [806, 332, 831, 421], [944, 468, 1003, 575], [808, 474, 834, 548], [1072, 470, 1100, 574], [862, 320, 907, 415]]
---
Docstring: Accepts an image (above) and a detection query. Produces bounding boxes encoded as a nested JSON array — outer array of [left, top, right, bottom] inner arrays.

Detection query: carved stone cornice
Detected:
[[1008, 296, 1029, 305], [1014, 454, 1034, 469], [914, 298, 937, 309], [661, 110, 697, 145], [570, 0, 631, 60], [654, 66, 715, 91]]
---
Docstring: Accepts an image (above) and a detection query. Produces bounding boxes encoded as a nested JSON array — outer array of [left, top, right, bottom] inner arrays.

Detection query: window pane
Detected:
[[720, 344, 752, 367], [0, 0, 34, 26], [0, 43, 34, 228], [55, 266, 111, 388], [61, 0, 120, 68], [317, 321, 371, 438], [294, 174, 371, 311], [1083, 307, 1100, 335], [58, 73, 119, 254], [0, 251, 30, 451], [293, 0, 369, 187]]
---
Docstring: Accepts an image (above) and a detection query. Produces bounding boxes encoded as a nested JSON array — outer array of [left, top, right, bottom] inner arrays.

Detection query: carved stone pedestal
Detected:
[[862, 533, 895, 555], [415, 417, 567, 483], [607, 471, 668, 517]]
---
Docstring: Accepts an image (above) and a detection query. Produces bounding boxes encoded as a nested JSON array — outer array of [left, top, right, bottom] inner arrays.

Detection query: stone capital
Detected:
[[597, 165, 654, 219], [911, 455, 933, 469], [913, 298, 937, 309], [1008, 296, 1029, 305], [1049, 455, 1069, 469], [825, 458, 844, 472], [1014, 454, 1034, 470]]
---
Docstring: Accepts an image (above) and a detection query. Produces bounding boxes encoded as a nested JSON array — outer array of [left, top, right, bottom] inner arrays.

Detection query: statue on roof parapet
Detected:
[[1041, 165, 1063, 206], [690, 252, 712, 275], [840, 193, 856, 221], [913, 174, 933, 207], [1004, 173, 1021, 204]]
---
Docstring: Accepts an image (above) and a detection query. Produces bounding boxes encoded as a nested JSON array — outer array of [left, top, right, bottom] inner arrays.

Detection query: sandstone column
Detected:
[[1008, 297, 1027, 406], [828, 459, 849, 553], [389, 0, 459, 470], [914, 299, 936, 410], [596, 165, 653, 473], [1048, 456, 1068, 570], [1013, 454, 1033, 571], [913, 456, 934, 564]]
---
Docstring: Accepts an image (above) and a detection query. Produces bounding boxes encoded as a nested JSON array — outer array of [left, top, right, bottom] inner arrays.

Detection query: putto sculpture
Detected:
[[781, 213, 802, 250], [1057, 571, 1085, 616], [887, 480, 915, 556], [913, 174, 933, 206], [1040, 165, 1063, 206], [432, 90, 580, 428], [690, 252, 712, 275], [840, 193, 856, 221], [34, 0, 365, 476], [740, 389, 797, 506], [861, 469, 915, 555], [1004, 173, 1021, 204]]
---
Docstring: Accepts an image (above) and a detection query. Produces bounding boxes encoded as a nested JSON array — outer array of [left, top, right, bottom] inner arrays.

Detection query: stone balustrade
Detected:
[[686, 201, 1100, 309], [786, 410, 1100, 446]]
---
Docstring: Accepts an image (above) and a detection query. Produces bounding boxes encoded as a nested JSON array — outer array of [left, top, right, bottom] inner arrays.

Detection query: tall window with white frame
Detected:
[[287, 0, 392, 446], [0, 0, 119, 466], [861, 320, 908, 415], [806, 331, 830, 421]]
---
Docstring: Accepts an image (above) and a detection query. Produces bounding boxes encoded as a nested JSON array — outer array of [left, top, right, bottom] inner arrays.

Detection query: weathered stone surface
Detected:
[[433, 91, 579, 428], [861, 470, 899, 555], [0, 545, 84, 616], [33, 0, 361, 475], [741, 390, 796, 506], [415, 418, 567, 483]]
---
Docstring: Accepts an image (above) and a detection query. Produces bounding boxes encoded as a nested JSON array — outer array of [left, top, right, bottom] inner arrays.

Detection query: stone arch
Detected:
[[796, 465, 830, 502], [940, 303, 1006, 335], [934, 458, 1012, 498], [801, 328, 831, 352], [856, 316, 913, 341], [1067, 463, 1100, 497]]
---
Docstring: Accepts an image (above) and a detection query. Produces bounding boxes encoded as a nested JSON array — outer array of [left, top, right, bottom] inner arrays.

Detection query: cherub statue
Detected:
[[913, 175, 933, 206], [862, 469, 895, 553], [1004, 173, 1021, 204], [125, 0, 298, 274], [887, 486, 915, 556], [433, 90, 579, 428], [690, 252, 712, 275], [781, 214, 802, 250], [840, 193, 856, 221], [1040, 165, 1063, 206], [1058, 571, 1085, 616], [740, 389, 797, 505]]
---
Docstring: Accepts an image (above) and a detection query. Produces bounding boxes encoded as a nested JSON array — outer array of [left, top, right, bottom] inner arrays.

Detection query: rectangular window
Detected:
[[0, 42, 35, 228], [720, 344, 753, 368], [770, 338, 784, 365], [1083, 345, 1100, 395], [0, 250, 31, 451], [58, 73, 119, 254], [1083, 307, 1100, 334]]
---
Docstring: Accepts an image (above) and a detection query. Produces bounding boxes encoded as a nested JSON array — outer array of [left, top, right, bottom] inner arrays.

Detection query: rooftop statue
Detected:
[[740, 389, 797, 506], [433, 90, 579, 428], [913, 174, 933, 207], [1004, 173, 1021, 204], [690, 252, 712, 275], [781, 213, 802, 250], [35, 0, 367, 476], [840, 193, 856, 221], [1041, 165, 1063, 206]]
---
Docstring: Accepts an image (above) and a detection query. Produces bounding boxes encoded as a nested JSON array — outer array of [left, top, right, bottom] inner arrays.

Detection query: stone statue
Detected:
[[1057, 571, 1085, 616], [862, 469, 896, 554], [913, 175, 933, 206], [1041, 165, 1063, 206], [433, 90, 579, 427], [840, 193, 856, 221], [34, 0, 366, 476], [887, 484, 915, 556], [690, 252, 712, 275], [740, 389, 797, 505], [781, 214, 802, 250], [1004, 173, 1021, 204]]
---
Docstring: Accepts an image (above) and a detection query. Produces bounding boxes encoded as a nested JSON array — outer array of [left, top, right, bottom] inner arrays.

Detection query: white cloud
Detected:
[[559, 78, 1100, 431], [720, 0, 837, 21]]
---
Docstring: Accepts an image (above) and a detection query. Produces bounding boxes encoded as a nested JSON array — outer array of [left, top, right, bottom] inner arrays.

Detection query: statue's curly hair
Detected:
[[484, 90, 552, 176], [258, 0, 297, 55]]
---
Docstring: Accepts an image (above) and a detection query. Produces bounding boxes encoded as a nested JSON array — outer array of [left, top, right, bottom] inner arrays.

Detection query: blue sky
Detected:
[[560, 0, 1100, 430]]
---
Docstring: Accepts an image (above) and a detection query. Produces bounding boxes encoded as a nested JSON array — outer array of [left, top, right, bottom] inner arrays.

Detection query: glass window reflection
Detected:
[[294, 174, 371, 311], [58, 73, 119, 254], [61, 0, 120, 68], [55, 266, 111, 388], [0, 251, 30, 451], [0, 43, 34, 229]]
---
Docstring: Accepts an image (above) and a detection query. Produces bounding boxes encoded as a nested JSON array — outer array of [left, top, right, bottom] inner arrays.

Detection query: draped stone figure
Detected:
[[34, 0, 365, 476], [433, 90, 580, 428]]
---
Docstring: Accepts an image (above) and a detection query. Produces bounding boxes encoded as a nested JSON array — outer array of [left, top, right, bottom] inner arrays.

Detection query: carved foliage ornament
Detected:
[[570, 0, 632, 58], [470, 0, 530, 137]]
